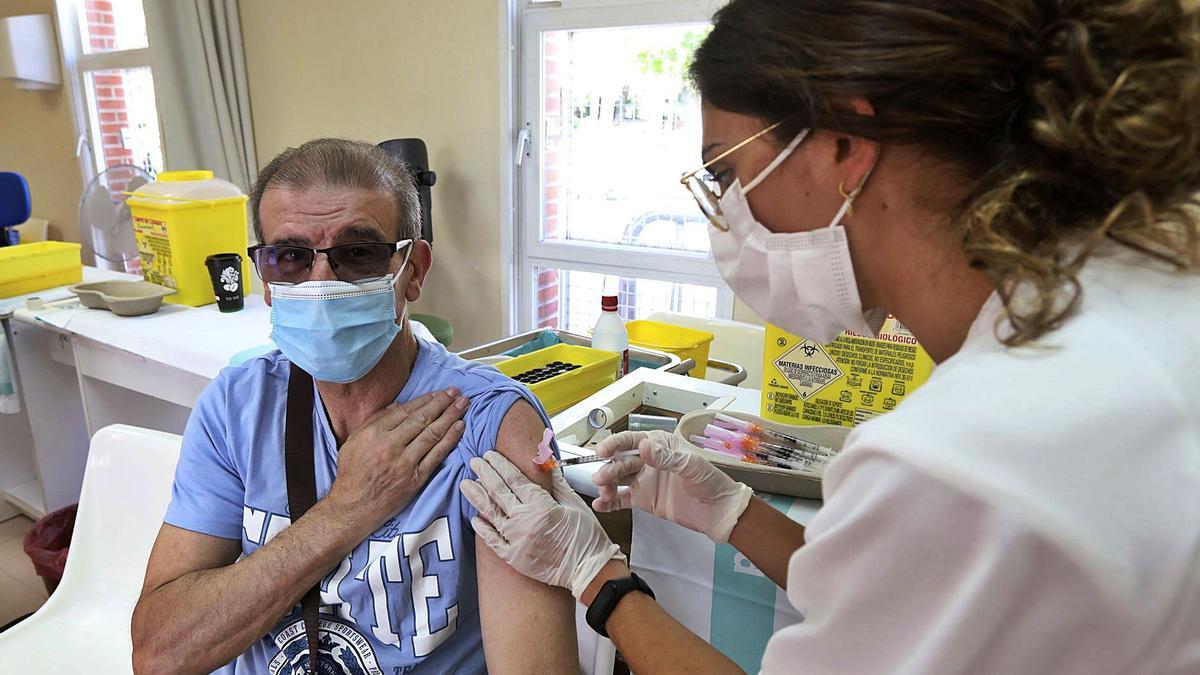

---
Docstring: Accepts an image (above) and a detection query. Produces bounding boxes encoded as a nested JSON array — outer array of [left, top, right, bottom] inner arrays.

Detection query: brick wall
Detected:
[[84, 0, 134, 170], [535, 31, 567, 329]]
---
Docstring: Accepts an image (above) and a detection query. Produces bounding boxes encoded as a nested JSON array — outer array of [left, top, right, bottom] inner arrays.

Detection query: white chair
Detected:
[[0, 425, 181, 673], [647, 311, 766, 388]]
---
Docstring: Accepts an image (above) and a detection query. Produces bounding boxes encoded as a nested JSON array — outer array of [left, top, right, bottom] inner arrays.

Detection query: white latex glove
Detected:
[[460, 451, 626, 600], [592, 430, 753, 543]]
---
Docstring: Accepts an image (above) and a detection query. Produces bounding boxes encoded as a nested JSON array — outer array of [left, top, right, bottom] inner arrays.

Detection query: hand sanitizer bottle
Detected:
[[592, 294, 629, 378]]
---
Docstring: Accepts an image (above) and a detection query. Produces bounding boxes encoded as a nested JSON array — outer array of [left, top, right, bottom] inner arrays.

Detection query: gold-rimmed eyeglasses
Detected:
[[679, 122, 782, 232]]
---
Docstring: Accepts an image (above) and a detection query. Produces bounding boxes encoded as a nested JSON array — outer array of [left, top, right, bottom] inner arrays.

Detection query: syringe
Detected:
[[704, 424, 827, 464], [534, 426, 642, 471], [712, 413, 834, 457], [689, 435, 815, 471], [556, 450, 640, 467]]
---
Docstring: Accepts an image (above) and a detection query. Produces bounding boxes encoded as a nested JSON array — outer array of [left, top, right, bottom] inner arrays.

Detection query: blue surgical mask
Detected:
[[268, 274, 402, 383]]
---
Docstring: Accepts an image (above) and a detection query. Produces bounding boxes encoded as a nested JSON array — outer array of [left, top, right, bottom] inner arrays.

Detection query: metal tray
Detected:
[[460, 329, 747, 385], [458, 329, 681, 370]]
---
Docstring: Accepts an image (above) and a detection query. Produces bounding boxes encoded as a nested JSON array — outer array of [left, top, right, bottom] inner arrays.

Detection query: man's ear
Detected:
[[403, 240, 433, 303]]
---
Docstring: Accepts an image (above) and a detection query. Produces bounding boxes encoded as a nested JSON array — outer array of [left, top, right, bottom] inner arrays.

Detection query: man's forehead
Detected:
[[259, 185, 396, 243], [269, 224, 388, 247]]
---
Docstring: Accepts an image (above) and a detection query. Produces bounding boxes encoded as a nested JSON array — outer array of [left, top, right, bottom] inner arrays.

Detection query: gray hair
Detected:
[[249, 138, 421, 243]]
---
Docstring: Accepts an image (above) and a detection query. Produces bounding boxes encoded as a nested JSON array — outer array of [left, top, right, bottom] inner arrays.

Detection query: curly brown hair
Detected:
[[690, 0, 1200, 345]]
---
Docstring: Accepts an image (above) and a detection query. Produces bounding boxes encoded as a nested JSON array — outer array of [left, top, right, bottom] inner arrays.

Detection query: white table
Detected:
[[0, 268, 274, 519], [1, 267, 136, 521], [1, 268, 442, 520]]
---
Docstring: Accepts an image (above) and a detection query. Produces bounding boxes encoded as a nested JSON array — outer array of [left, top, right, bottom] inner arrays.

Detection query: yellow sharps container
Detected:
[[126, 170, 251, 307]]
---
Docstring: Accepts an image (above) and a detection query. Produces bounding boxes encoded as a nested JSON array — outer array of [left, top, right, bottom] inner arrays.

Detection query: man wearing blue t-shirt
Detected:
[[131, 139, 591, 674]]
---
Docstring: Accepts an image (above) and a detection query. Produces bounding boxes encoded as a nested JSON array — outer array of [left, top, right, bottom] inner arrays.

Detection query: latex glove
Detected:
[[592, 430, 753, 543], [460, 451, 626, 600]]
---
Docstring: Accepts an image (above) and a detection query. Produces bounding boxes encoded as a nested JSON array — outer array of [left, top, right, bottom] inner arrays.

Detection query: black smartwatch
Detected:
[[585, 573, 655, 638]]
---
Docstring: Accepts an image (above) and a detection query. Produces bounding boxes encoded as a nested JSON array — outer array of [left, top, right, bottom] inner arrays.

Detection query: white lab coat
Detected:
[[761, 249, 1200, 674]]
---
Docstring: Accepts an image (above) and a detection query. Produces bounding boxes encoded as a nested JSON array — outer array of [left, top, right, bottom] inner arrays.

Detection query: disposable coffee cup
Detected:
[[205, 253, 244, 312]]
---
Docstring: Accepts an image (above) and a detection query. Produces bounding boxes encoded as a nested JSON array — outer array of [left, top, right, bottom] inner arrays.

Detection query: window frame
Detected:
[[54, 0, 161, 185], [513, 0, 734, 334]]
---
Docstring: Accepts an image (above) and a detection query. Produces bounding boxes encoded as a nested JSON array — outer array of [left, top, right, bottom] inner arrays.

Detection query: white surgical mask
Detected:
[[708, 129, 884, 344]]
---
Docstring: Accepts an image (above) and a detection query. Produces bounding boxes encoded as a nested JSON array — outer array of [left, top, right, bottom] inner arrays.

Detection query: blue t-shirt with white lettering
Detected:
[[163, 338, 554, 674]]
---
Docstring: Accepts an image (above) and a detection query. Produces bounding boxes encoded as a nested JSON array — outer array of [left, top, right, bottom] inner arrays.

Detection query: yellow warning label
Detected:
[[132, 216, 176, 289], [772, 340, 843, 400], [762, 318, 935, 428]]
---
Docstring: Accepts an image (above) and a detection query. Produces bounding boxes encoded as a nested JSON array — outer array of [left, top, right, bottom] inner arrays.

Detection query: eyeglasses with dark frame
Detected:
[[248, 239, 414, 284]]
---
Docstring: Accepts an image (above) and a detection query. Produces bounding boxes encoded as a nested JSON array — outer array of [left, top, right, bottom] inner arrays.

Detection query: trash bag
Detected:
[[22, 504, 77, 595]]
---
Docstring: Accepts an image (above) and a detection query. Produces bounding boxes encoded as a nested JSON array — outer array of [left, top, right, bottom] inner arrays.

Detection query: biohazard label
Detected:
[[772, 340, 844, 400], [132, 216, 176, 289], [762, 319, 935, 429]]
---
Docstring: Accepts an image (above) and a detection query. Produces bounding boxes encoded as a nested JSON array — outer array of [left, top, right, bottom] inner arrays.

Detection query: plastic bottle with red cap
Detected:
[[592, 294, 629, 378]]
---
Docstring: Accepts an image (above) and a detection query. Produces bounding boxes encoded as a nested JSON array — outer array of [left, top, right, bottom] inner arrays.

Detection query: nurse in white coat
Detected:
[[460, 0, 1200, 672]]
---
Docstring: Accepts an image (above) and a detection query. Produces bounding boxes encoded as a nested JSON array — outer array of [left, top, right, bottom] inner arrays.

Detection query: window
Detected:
[[535, 266, 720, 334], [57, 0, 164, 181], [515, 1, 733, 335]]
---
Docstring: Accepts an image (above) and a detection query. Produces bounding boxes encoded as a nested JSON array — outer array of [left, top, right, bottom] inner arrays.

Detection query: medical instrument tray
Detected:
[[459, 329, 679, 369], [0, 242, 83, 299], [625, 319, 714, 378], [675, 410, 848, 499], [494, 343, 620, 415], [461, 329, 746, 386], [551, 368, 839, 498]]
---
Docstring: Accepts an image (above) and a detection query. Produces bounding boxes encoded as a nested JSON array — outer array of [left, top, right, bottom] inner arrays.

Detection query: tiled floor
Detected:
[[0, 516, 48, 630]]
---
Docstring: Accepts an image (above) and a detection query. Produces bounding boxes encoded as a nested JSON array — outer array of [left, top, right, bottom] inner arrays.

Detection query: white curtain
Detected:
[[145, 0, 257, 192]]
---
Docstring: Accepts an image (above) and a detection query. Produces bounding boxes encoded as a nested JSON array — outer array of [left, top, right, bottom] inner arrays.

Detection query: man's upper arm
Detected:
[[143, 375, 246, 595], [476, 399, 578, 673], [494, 398, 557, 490], [141, 524, 241, 596], [163, 377, 246, 539]]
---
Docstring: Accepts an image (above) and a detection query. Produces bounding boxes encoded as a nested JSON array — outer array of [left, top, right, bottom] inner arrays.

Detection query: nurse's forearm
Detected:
[[728, 497, 806, 589], [609, 592, 746, 674], [583, 561, 745, 674], [132, 497, 372, 675]]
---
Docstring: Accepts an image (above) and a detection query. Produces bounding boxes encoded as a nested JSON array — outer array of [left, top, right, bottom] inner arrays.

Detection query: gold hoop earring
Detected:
[[838, 181, 855, 216]]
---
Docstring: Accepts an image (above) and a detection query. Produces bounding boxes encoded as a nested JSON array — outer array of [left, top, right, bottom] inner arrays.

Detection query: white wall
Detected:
[[0, 0, 84, 244], [733, 297, 763, 325]]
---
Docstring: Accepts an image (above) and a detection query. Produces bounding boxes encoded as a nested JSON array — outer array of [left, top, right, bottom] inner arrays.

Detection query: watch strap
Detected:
[[586, 573, 655, 638]]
